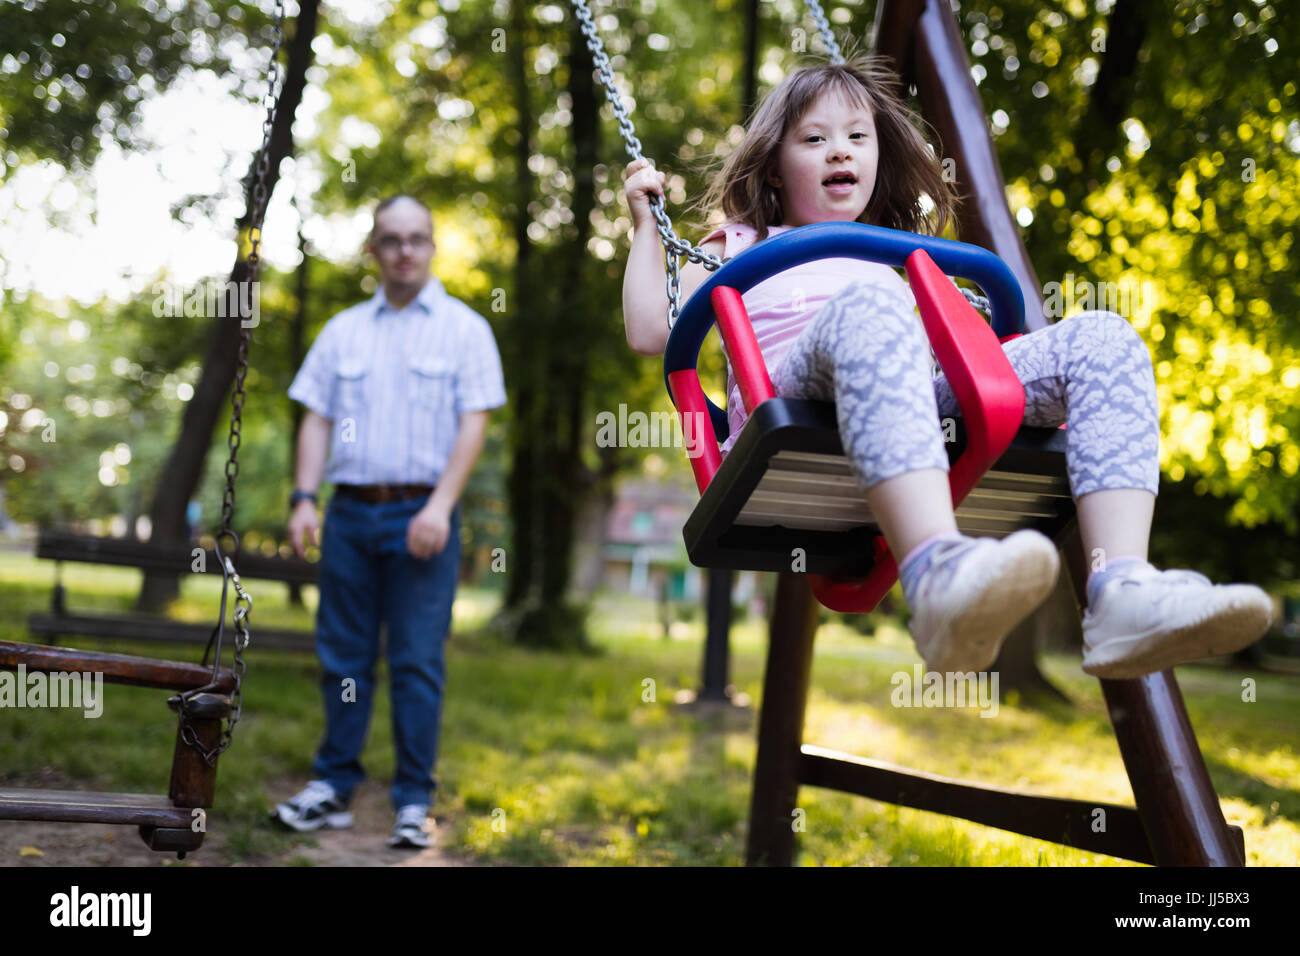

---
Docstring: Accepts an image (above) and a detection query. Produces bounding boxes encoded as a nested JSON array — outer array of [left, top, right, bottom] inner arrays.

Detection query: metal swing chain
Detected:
[[569, 0, 725, 327], [804, 0, 845, 65], [176, 0, 285, 767]]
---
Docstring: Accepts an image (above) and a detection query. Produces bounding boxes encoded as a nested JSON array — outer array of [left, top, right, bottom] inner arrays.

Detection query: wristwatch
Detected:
[[289, 489, 318, 509]]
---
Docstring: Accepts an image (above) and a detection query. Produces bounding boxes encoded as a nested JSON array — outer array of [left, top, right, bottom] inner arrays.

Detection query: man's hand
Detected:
[[407, 501, 451, 559], [288, 499, 320, 559]]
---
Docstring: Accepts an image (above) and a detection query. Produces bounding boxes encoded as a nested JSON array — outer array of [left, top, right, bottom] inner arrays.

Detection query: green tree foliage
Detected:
[[2, 292, 209, 528], [0, 0, 274, 173], [951, 0, 1298, 576]]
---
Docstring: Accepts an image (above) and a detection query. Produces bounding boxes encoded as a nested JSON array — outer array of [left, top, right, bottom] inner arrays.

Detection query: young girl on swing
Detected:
[[621, 55, 1272, 677]]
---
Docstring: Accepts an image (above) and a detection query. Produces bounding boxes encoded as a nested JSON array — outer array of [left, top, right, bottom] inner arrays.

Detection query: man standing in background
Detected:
[[275, 195, 506, 849]]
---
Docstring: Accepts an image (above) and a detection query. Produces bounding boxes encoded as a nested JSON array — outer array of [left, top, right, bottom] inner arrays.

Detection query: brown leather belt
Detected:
[[335, 483, 435, 503]]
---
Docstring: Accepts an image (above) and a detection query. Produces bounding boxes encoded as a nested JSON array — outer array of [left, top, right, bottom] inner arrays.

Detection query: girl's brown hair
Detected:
[[688, 54, 955, 241]]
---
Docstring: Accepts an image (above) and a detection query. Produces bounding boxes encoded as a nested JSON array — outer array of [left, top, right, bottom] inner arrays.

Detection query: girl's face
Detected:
[[767, 87, 878, 227]]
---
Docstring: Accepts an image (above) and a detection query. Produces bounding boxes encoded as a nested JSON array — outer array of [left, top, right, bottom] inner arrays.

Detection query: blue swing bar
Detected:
[[663, 220, 1027, 456]]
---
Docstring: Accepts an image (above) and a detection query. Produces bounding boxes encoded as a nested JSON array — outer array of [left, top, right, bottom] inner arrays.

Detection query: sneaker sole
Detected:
[[387, 834, 432, 849], [1082, 592, 1273, 679], [270, 807, 354, 833], [917, 530, 1061, 673]]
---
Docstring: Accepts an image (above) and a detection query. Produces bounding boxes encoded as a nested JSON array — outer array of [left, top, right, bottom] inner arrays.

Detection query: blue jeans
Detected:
[[311, 494, 462, 810]]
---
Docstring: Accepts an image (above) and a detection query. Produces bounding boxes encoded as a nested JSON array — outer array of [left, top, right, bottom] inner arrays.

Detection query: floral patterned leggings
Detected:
[[768, 277, 1161, 497]]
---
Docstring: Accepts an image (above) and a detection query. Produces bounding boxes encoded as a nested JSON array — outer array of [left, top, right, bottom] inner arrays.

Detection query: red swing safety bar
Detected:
[[666, 248, 1030, 613]]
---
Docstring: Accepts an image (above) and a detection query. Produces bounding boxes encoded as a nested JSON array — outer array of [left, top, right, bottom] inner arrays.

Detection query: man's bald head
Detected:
[[367, 194, 436, 300], [370, 194, 434, 241]]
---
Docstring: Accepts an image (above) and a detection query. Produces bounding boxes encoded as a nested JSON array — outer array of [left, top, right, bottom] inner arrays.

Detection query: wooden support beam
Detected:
[[874, 0, 1048, 330]]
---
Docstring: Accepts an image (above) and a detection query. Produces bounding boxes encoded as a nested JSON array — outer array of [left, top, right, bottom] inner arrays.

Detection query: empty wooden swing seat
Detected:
[[1, 0, 276, 859], [0, 640, 236, 856]]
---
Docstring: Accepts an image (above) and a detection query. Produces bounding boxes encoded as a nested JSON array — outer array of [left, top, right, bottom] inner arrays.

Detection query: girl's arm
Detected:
[[622, 158, 725, 356]]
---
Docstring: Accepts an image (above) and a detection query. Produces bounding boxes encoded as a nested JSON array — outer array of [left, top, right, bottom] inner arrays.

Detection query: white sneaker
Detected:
[[388, 804, 434, 849], [270, 780, 354, 833], [907, 529, 1061, 674], [1082, 564, 1273, 678]]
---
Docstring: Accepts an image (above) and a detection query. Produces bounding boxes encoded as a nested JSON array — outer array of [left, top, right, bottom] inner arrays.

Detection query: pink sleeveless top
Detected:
[[701, 223, 919, 455]]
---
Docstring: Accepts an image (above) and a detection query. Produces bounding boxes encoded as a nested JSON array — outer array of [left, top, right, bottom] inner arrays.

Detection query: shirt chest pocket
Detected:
[[408, 357, 455, 417], [333, 361, 369, 422]]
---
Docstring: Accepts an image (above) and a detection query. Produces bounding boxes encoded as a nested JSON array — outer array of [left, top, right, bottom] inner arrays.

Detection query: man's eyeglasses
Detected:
[[374, 234, 433, 254]]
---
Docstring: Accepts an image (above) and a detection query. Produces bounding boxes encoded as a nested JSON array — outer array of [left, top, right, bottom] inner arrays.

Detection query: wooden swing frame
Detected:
[[667, 0, 1247, 866]]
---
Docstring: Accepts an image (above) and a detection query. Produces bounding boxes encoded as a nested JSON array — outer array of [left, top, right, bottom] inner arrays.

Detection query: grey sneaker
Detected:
[[1082, 563, 1273, 678], [388, 804, 434, 849], [907, 529, 1060, 673], [271, 780, 354, 833]]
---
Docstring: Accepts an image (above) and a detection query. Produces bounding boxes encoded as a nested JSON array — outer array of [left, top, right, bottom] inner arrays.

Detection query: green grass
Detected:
[[1, 546, 1296, 866]]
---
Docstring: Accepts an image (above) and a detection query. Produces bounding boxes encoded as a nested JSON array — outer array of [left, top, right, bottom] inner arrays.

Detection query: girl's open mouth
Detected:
[[823, 172, 857, 194]]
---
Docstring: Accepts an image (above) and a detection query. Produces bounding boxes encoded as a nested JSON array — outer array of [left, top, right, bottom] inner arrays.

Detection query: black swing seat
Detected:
[[0, 640, 236, 855], [685, 397, 1072, 578]]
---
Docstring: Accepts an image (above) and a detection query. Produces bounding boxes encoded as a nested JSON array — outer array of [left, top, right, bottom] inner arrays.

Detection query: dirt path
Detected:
[[1, 775, 480, 868]]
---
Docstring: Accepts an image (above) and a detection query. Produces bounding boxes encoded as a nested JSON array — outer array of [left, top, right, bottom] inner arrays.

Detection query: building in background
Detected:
[[601, 478, 758, 610]]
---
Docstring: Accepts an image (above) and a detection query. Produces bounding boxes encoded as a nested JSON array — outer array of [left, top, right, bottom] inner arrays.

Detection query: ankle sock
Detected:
[[898, 531, 967, 606], [1086, 556, 1149, 607]]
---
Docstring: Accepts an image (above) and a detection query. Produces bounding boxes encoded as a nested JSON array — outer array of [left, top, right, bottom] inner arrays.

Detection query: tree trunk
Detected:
[[693, 0, 762, 694], [995, 567, 1077, 705], [569, 480, 614, 599], [501, 0, 541, 623], [507, 3, 600, 649], [1070, 0, 1153, 196], [1038, 563, 1084, 655], [741, 0, 761, 121], [503, 0, 534, 610], [136, 0, 321, 612]]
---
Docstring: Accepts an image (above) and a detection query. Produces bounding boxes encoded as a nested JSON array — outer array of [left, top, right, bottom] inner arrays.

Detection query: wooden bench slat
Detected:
[[28, 613, 313, 652], [36, 530, 319, 585]]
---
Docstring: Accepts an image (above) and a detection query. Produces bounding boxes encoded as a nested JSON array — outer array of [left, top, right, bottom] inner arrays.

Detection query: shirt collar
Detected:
[[375, 276, 445, 316]]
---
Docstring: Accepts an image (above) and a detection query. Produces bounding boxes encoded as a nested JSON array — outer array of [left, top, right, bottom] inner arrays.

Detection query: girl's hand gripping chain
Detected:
[[623, 157, 667, 229]]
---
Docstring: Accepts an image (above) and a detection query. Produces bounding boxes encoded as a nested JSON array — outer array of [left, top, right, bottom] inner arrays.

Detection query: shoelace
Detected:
[[1157, 568, 1212, 587], [1117, 566, 1212, 589], [1108, 567, 1216, 615], [395, 807, 428, 828], [916, 538, 983, 599], [292, 781, 337, 809]]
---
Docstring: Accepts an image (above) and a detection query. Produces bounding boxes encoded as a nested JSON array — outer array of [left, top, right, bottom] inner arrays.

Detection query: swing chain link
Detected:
[[570, 0, 725, 327], [804, 0, 845, 65], [178, 0, 284, 765], [174, 570, 251, 766], [960, 287, 991, 314], [244, 0, 286, 284]]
